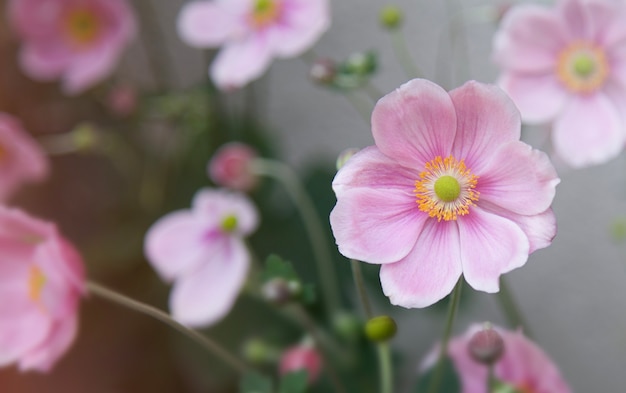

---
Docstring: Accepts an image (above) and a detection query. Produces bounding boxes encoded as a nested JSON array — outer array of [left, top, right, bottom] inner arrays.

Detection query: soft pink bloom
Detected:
[[177, 0, 330, 89], [493, 0, 626, 167], [423, 324, 571, 393], [106, 84, 137, 117], [329, 79, 560, 308], [9, 0, 136, 95], [279, 344, 322, 384], [0, 207, 85, 372], [144, 188, 258, 327], [0, 113, 48, 201], [208, 142, 259, 192]]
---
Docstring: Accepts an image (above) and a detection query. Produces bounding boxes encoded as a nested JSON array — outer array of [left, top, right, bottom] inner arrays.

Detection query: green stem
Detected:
[[250, 158, 341, 320], [497, 278, 533, 338], [391, 29, 423, 79], [86, 281, 250, 374], [377, 342, 393, 393], [488, 365, 496, 393], [350, 259, 373, 319], [427, 279, 463, 393]]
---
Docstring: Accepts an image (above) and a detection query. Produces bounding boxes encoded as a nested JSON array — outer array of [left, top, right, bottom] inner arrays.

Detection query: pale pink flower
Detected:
[[279, 344, 322, 384], [0, 113, 48, 201], [208, 142, 259, 192], [9, 0, 136, 95], [424, 324, 571, 393], [177, 0, 330, 89], [144, 188, 258, 327], [493, 0, 626, 167], [0, 207, 85, 372], [330, 79, 559, 308]]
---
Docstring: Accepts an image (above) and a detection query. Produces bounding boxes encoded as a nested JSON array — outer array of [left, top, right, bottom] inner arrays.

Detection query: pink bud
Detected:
[[208, 143, 258, 191], [106, 84, 138, 117], [279, 344, 322, 384]]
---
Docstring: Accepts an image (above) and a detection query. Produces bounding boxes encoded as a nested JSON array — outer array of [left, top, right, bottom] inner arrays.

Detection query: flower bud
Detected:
[[379, 6, 403, 29], [309, 58, 336, 85], [106, 84, 137, 117], [332, 311, 363, 342], [279, 344, 322, 384], [261, 278, 301, 305], [345, 51, 377, 76], [208, 142, 258, 191], [468, 324, 505, 365], [365, 315, 397, 342], [242, 338, 278, 365], [336, 148, 360, 170], [71, 123, 99, 151]]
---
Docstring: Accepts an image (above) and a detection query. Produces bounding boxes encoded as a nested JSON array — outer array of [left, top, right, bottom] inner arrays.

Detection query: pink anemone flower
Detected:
[[493, 0, 626, 168], [9, 0, 136, 95], [0, 207, 85, 372], [177, 0, 330, 90], [424, 324, 572, 393], [329, 79, 559, 308], [144, 188, 258, 327], [0, 113, 48, 201]]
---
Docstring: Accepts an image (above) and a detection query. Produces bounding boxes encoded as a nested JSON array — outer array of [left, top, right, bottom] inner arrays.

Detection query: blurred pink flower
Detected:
[[0, 207, 85, 372], [494, 0, 626, 167], [279, 344, 322, 384], [330, 79, 559, 308], [208, 142, 259, 192], [430, 324, 571, 393], [9, 0, 136, 95], [177, 0, 330, 89], [0, 113, 48, 201], [106, 84, 137, 117], [144, 188, 258, 327]]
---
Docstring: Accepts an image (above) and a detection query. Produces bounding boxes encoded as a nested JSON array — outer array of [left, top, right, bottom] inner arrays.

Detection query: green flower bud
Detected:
[[364, 315, 397, 342], [242, 338, 277, 365], [380, 5, 403, 29], [332, 311, 363, 342]]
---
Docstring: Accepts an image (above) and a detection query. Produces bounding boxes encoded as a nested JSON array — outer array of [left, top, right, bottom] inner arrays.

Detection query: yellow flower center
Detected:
[[221, 215, 238, 232], [556, 41, 608, 93], [414, 155, 479, 221], [28, 265, 47, 304], [65, 9, 101, 46], [251, 0, 281, 28]]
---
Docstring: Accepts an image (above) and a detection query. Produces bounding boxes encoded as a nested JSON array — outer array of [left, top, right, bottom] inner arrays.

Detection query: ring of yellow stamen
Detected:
[[250, 0, 281, 28], [28, 265, 47, 305], [556, 41, 608, 93], [65, 9, 101, 46], [414, 155, 479, 221]]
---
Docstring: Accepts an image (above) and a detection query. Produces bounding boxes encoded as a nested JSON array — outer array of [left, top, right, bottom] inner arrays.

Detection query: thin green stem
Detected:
[[344, 91, 373, 124], [427, 279, 463, 393], [250, 158, 341, 320], [488, 365, 496, 393], [445, 0, 471, 84], [497, 278, 533, 338], [350, 259, 373, 319], [377, 342, 393, 393], [86, 281, 250, 374], [390, 29, 423, 79]]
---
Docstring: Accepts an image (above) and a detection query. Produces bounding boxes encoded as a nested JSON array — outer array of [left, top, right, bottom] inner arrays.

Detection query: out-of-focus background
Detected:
[[1, 0, 625, 391]]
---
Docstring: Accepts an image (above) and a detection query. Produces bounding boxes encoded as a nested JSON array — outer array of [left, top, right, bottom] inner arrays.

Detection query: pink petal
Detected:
[[477, 141, 559, 216], [558, 0, 592, 40], [170, 237, 249, 327], [371, 79, 457, 168], [380, 219, 462, 308], [177, 1, 237, 47], [192, 188, 259, 236], [449, 81, 521, 174], [18, 314, 78, 372], [19, 43, 70, 81], [498, 72, 569, 124], [552, 93, 625, 167], [62, 44, 121, 95], [586, 0, 626, 46], [457, 207, 529, 293], [493, 4, 567, 73], [0, 310, 51, 368], [330, 187, 427, 265], [269, 0, 329, 57], [210, 37, 273, 90], [8, 0, 64, 40]]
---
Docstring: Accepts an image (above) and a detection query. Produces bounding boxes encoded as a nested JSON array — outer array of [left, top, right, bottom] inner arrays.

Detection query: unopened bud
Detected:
[[262, 278, 300, 305], [242, 338, 277, 365], [345, 51, 377, 76], [208, 142, 258, 191], [279, 344, 322, 384], [380, 6, 403, 29], [309, 58, 336, 85], [332, 311, 362, 342], [336, 148, 360, 170], [365, 315, 397, 342], [468, 324, 505, 365], [71, 123, 99, 151]]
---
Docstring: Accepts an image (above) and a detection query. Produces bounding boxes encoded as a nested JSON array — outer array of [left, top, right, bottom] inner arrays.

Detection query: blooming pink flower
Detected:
[[0, 113, 48, 201], [425, 324, 571, 393], [208, 142, 259, 192], [493, 0, 626, 167], [144, 188, 258, 327], [329, 79, 559, 308], [0, 207, 85, 372], [177, 0, 330, 89], [9, 0, 136, 95], [279, 344, 322, 384]]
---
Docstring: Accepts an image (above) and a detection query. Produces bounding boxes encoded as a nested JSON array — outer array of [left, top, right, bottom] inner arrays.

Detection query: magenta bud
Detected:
[[261, 278, 300, 305], [468, 324, 505, 365], [309, 58, 336, 85], [279, 344, 322, 384], [208, 142, 258, 191]]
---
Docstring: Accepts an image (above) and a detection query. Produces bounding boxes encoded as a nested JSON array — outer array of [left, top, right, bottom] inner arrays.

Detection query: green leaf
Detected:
[[414, 356, 461, 393], [300, 284, 316, 304], [239, 371, 273, 393], [278, 370, 308, 393], [263, 254, 299, 282]]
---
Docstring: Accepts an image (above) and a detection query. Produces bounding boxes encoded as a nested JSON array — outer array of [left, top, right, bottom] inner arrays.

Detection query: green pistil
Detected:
[[434, 175, 460, 202], [221, 215, 238, 232], [573, 55, 595, 78], [254, 0, 273, 13]]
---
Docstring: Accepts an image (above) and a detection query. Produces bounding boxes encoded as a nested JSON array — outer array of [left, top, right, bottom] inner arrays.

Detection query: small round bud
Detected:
[[365, 315, 397, 342], [309, 58, 336, 85], [336, 148, 360, 170], [242, 338, 277, 365], [71, 123, 99, 151], [332, 311, 363, 342], [106, 84, 137, 117], [345, 52, 377, 76], [468, 324, 505, 365], [262, 278, 299, 305], [379, 6, 403, 29], [208, 142, 258, 191], [279, 344, 322, 384]]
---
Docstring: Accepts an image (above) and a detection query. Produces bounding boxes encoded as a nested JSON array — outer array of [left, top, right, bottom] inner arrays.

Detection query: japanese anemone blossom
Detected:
[[329, 79, 559, 308], [0, 207, 85, 372], [493, 0, 626, 168], [144, 188, 258, 327], [0, 113, 48, 201], [177, 0, 330, 90], [427, 324, 571, 393], [9, 0, 136, 95]]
